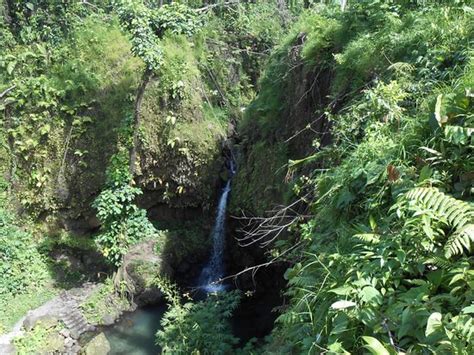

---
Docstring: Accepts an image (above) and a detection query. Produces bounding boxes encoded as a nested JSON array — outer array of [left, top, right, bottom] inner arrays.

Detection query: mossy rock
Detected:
[[83, 332, 110, 355], [80, 280, 131, 326], [123, 239, 172, 305], [13, 322, 65, 354], [137, 34, 228, 210]]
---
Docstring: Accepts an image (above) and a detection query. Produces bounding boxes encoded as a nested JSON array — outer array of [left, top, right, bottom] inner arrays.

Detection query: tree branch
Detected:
[[0, 85, 16, 100], [232, 193, 312, 247], [196, 0, 240, 13], [129, 68, 153, 176], [204, 240, 303, 289]]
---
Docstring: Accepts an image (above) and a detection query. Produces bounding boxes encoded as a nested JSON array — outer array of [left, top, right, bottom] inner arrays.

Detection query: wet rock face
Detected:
[[49, 247, 111, 284], [224, 220, 288, 342], [122, 240, 172, 306]]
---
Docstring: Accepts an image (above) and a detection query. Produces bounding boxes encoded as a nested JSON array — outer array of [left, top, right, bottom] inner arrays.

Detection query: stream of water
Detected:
[[105, 160, 235, 353], [198, 160, 235, 292]]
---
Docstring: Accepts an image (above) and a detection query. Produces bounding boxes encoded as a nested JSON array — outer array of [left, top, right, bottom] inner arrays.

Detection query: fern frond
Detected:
[[445, 224, 474, 258], [405, 188, 473, 258], [353, 233, 380, 244], [405, 188, 473, 229], [424, 255, 452, 269]]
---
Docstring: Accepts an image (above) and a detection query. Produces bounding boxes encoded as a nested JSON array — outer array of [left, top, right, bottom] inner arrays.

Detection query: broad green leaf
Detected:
[[369, 215, 377, 231], [329, 285, 353, 295], [434, 94, 449, 127], [418, 165, 432, 183], [444, 125, 473, 145], [425, 312, 442, 337], [331, 300, 357, 310], [7, 61, 16, 75], [427, 269, 443, 288], [362, 336, 390, 355], [360, 286, 382, 305], [461, 305, 474, 314], [327, 341, 350, 354]]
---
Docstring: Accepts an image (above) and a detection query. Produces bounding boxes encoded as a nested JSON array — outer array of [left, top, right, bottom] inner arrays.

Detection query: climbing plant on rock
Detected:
[[114, 0, 201, 175], [91, 1, 203, 268]]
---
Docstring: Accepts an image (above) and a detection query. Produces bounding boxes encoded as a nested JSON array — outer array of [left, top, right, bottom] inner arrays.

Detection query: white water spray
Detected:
[[199, 160, 235, 292]]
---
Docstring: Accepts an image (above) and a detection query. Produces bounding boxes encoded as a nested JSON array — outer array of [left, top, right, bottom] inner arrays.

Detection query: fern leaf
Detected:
[[445, 224, 474, 258], [405, 188, 473, 258], [424, 256, 451, 270], [405, 188, 473, 229], [354, 233, 380, 244]]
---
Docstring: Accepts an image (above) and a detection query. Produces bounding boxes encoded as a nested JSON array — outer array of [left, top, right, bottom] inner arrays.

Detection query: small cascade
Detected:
[[199, 159, 235, 292]]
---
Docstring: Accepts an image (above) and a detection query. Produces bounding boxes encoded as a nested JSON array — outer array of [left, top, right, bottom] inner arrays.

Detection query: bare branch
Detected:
[[232, 193, 312, 248], [196, 0, 240, 13], [80, 0, 99, 10], [0, 85, 16, 100], [201, 240, 303, 289]]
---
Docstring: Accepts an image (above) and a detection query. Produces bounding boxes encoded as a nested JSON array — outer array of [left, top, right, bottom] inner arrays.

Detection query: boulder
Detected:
[[0, 343, 15, 355], [45, 332, 65, 353], [83, 333, 110, 355], [23, 314, 59, 332], [122, 240, 172, 306], [101, 314, 116, 326]]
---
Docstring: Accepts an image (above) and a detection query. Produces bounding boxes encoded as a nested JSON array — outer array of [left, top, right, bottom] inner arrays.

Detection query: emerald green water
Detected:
[[104, 305, 166, 355]]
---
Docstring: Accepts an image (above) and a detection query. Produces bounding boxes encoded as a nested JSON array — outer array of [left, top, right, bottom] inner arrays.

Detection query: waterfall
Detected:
[[199, 160, 235, 292]]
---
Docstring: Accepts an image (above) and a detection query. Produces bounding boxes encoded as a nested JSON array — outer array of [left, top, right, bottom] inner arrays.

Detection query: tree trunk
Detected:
[[4, 107, 17, 193], [2, 0, 12, 26], [341, 0, 347, 11], [129, 68, 153, 177]]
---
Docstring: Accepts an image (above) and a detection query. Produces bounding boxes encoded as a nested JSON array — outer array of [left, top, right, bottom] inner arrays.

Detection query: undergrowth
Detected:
[[256, 2, 474, 353], [0, 206, 57, 333], [80, 278, 130, 325]]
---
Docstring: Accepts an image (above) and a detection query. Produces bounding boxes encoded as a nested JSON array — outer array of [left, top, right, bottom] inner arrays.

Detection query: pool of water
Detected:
[[104, 305, 167, 355]]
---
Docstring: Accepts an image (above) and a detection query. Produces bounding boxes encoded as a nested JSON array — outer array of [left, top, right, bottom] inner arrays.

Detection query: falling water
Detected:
[[199, 160, 235, 292]]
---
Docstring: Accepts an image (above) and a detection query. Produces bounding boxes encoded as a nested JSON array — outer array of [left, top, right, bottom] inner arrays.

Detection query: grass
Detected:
[[0, 289, 58, 334], [80, 278, 130, 325], [13, 320, 65, 355]]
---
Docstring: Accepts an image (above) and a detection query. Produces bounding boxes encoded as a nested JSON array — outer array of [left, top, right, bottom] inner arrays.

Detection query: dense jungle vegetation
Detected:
[[0, 0, 473, 354]]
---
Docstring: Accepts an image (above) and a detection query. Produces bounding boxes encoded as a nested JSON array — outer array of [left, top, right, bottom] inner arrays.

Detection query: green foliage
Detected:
[[114, 0, 163, 71], [0, 205, 58, 333], [404, 187, 474, 258], [155, 279, 240, 354], [114, 0, 199, 71], [80, 278, 130, 325], [0, 209, 49, 296], [157, 34, 200, 101], [2, 0, 105, 45], [0, 14, 141, 213], [93, 181, 157, 266], [152, 3, 200, 37], [0, 289, 57, 335], [244, 1, 474, 353], [13, 321, 64, 355]]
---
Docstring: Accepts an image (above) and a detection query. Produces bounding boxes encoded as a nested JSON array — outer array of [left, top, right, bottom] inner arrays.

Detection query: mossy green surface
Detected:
[[0, 289, 58, 335], [13, 321, 65, 355], [80, 278, 130, 325], [154, 220, 211, 268], [3, 16, 143, 218], [230, 142, 288, 215], [138, 34, 228, 208]]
